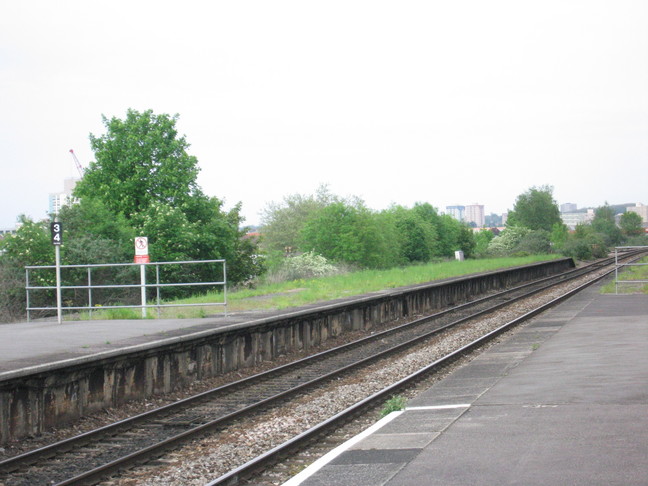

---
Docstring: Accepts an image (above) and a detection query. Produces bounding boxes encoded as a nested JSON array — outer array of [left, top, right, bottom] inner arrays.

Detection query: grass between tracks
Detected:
[[81, 255, 562, 320]]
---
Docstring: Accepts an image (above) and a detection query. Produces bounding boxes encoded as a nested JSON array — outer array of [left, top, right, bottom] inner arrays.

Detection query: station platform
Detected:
[[285, 284, 648, 486], [0, 309, 281, 376]]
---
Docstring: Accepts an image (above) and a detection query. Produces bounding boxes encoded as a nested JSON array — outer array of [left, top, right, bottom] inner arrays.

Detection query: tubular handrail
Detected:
[[614, 246, 648, 294], [25, 259, 226, 321]]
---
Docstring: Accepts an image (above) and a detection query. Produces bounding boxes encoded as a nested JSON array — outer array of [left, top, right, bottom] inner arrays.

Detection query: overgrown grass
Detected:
[[155, 254, 561, 318], [76, 307, 152, 320], [600, 257, 648, 294]]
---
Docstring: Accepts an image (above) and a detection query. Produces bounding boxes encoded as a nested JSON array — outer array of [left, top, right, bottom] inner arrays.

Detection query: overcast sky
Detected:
[[1, 1, 646, 229]]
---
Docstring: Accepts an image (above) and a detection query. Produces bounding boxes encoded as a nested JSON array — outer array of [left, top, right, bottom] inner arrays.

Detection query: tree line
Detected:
[[1, 109, 645, 321], [259, 186, 476, 271]]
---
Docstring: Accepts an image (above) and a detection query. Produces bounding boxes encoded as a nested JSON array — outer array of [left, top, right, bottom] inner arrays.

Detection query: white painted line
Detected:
[[406, 404, 471, 411], [281, 411, 404, 486]]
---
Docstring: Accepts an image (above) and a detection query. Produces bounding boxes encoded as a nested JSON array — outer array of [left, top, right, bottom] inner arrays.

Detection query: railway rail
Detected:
[[0, 252, 643, 485]]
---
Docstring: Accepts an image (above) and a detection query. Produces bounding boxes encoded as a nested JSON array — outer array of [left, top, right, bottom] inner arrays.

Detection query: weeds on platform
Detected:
[[380, 395, 407, 418]]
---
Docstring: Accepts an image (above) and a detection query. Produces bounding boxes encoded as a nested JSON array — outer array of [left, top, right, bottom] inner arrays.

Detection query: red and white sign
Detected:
[[134, 237, 150, 263]]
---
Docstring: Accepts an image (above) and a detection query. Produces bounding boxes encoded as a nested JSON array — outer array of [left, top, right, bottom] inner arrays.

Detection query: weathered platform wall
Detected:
[[0, 259, 574, 444]]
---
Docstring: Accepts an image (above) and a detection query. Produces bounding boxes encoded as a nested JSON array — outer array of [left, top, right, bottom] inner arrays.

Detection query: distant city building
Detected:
[[49, 177, 79, 216], [560, 203, 578, 213], [445, 205, 465, 222], [464, 204, 485, 228], [627, 203, 648, 223], [501, 212, 508, 226], [561, 209, 595, 229]]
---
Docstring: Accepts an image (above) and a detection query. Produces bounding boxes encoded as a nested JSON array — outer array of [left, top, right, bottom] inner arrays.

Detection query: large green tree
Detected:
[[259, 185, 335, 263], [76, 109, 200, 219], [300, 200, 396, 268], [507, 185, 562, 232], [619, 211, 643, 237], [408, 202, 475, 258], [58, 198, 135, 264], [74, 109, 261, 286], [383, 205, 437, 264], [591, 203, 623, 245]]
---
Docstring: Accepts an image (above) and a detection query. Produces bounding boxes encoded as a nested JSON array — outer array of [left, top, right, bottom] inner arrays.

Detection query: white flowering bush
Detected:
[[270, 251, 341, 282], [487, 226, 531, 256]]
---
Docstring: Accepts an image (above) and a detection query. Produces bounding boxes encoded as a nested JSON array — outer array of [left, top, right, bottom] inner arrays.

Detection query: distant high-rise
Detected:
[[465, 204, 485, 228], [446, 205, 465, 222], [48, 177, 79, 216]]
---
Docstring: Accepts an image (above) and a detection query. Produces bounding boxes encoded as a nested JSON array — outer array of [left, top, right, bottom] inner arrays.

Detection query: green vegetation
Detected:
[[151, 255, 560, 317], [78, 307, 150, 320], [261, 187, 476, 271], [1, 109, 645, 323], [0, 109, 263, 321], [380, 395, 408, 417], [590, 203, 623, 246], [75, 109, 261, 287], [619, 211, 644, 237], [497, 187, 648, 262], [506, 185, 562, 232]]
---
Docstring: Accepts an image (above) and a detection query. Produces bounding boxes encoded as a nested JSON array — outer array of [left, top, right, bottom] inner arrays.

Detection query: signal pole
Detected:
[[51, 221, 63, 324]]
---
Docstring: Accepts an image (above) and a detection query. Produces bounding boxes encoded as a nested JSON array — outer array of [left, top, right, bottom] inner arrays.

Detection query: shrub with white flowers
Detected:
[[275, 251, 341, 281]]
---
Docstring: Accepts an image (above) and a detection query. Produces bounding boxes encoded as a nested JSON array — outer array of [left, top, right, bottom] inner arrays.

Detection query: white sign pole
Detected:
[[135, 237, 149, 318], [140, 263, 147, 318], [51, 221, 63, 324]]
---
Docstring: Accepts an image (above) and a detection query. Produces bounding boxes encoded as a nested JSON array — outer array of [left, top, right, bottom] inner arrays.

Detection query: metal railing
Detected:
[[614, 246, 648, 294], [25, 259, 226, 321]]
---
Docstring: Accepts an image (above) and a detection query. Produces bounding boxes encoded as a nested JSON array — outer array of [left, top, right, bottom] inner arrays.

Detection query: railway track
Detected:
[[0, 253, 642, 485]]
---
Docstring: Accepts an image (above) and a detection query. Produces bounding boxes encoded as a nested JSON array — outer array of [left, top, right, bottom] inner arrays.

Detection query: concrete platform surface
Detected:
[[0, 284, 418, 376], [0, 309, 288, 376], [286, 285, 648, 486]]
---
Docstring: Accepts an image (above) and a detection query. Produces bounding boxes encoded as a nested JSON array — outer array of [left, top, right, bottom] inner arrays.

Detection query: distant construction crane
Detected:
[[69, 149, 84, 178]]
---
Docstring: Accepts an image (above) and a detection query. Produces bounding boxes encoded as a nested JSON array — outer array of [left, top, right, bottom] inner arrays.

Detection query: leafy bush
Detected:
[[487, 226, 531, 256], [561, 233, 608, 260], [0, 259, 27, 322], [474, 229, 495, 257], [624, 235, 648, 247], [300, 201, 396, 269], [513, 230, 552, 255]]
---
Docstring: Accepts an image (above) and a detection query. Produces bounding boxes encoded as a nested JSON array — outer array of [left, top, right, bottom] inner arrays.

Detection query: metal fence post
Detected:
[[25, 267, 31, 322], [223, 261, 228, 317], [615, 247, 619, 295], [156, 264, 161, 318], [88, 267, 93, 318], [140, 263, 147, 318]]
